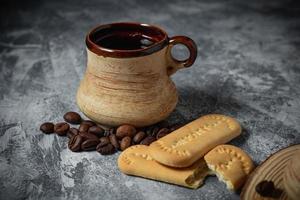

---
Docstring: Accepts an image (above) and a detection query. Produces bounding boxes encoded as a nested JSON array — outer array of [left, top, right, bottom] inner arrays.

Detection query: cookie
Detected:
[[204, 145, 254, 190], [149, 114, 242, 167], [118, 145, 211, 189]]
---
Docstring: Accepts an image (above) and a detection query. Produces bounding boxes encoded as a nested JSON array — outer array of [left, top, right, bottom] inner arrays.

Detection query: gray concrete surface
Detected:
[[0, 0, 299, 199]]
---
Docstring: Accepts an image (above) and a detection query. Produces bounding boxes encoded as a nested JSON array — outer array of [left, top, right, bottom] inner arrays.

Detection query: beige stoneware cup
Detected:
[[77, 22, 197, 127]]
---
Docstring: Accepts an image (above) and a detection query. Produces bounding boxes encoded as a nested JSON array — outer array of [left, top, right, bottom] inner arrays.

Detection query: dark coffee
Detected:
[[96, 34, 155, 50]]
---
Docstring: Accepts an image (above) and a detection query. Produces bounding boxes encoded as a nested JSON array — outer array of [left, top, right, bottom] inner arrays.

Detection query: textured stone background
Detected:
[[0, 0, 299, 199]]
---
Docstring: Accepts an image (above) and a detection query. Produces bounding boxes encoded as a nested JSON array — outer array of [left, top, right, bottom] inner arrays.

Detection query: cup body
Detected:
[[77, 22, 197, 126]]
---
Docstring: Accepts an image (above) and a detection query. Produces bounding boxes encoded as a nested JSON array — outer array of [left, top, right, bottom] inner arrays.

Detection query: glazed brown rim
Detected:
[[86, 22, 169, 58], [240, 143, 300, 199]]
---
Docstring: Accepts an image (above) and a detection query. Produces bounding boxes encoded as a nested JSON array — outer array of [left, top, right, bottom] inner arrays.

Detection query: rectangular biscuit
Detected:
[[149, 114, 242, 168], [118, 145, 210, 189]]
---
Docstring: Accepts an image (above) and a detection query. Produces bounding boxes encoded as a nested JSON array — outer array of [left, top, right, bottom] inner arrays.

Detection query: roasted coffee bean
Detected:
[[63, 111, 81, 124], [109, 134, 120, 149], [68, 135, 84, 152], [67, 127, 79, 138], [140, 136, 156, 145], [88, 126, 104, 137], [133, 131, 146, 144], [79, 132, 99, 141], [98, 137, 110, 147], [104, 129, 110, 136], [255, 180, 282, 198], [146, 127, 153, 136], [81, 139, 99, 151], [54, 122, 70, 136], [79, 123, 91, 133], [104, 128, 115, 136], [156, 128, 170, 139], [81, 120, 96, 127], [40, 122, 54, 134], [109, 128, 115, 135], [120, 136, 132, 151], [151, 127, 160, 136], [96, 143, 115, 155], [116, 124, 136, 139]]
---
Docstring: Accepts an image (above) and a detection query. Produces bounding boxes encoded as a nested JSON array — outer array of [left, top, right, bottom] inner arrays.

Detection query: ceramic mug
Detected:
[[77, 22, 197, 127]]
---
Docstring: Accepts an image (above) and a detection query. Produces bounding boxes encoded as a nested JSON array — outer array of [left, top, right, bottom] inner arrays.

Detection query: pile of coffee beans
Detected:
[[40, 111, 181, 155]]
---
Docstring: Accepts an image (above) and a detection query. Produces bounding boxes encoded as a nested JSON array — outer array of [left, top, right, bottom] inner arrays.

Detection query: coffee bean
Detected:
[[68, 135, 84, 152], [96, 143, 115, 155], [98, 137, 110, 147], [103, 128, 115, 136], [109, 134, 120, 149], [54, 122, 70, 136], [81, 120, 96, 127], [109, 128, 115, 135], [81, 139, 99, 151], [116, 124, 136, 139], [63, 111, 81, 124], [255, 180, 282, 198], [151, 127, 160, 136], [133, 131, 146, 144], [79, 123, 91, 132], [146, 127, 153, 136], [120, 136, 132, 151], [156, 128, 170, 139], [140, 136, 156, 145], [67, 127, 79, 138], [88, 126, 104, 137], [79, 132, 99, 141], [40, 122, 54, 134], [104, 129, 110, 136]]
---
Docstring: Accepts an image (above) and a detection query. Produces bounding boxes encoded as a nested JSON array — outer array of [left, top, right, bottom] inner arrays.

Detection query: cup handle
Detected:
[[166, 36, 197, 76]]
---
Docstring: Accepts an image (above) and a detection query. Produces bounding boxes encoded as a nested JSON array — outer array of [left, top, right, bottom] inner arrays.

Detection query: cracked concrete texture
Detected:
[[0, 0, 299, 199]]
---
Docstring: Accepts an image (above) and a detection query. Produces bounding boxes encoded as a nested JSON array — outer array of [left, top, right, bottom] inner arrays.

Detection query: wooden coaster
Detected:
[[241, 144, 300, 200]]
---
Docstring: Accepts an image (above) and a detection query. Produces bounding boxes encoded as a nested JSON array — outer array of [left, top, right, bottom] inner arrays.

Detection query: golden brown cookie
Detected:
[[118, 145, 211, 189], [149, 114, 242, 167], [204, 145, 254, 190]]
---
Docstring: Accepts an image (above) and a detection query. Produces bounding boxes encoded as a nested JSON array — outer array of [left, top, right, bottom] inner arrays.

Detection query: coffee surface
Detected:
[[95, 34, 155, 50]]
